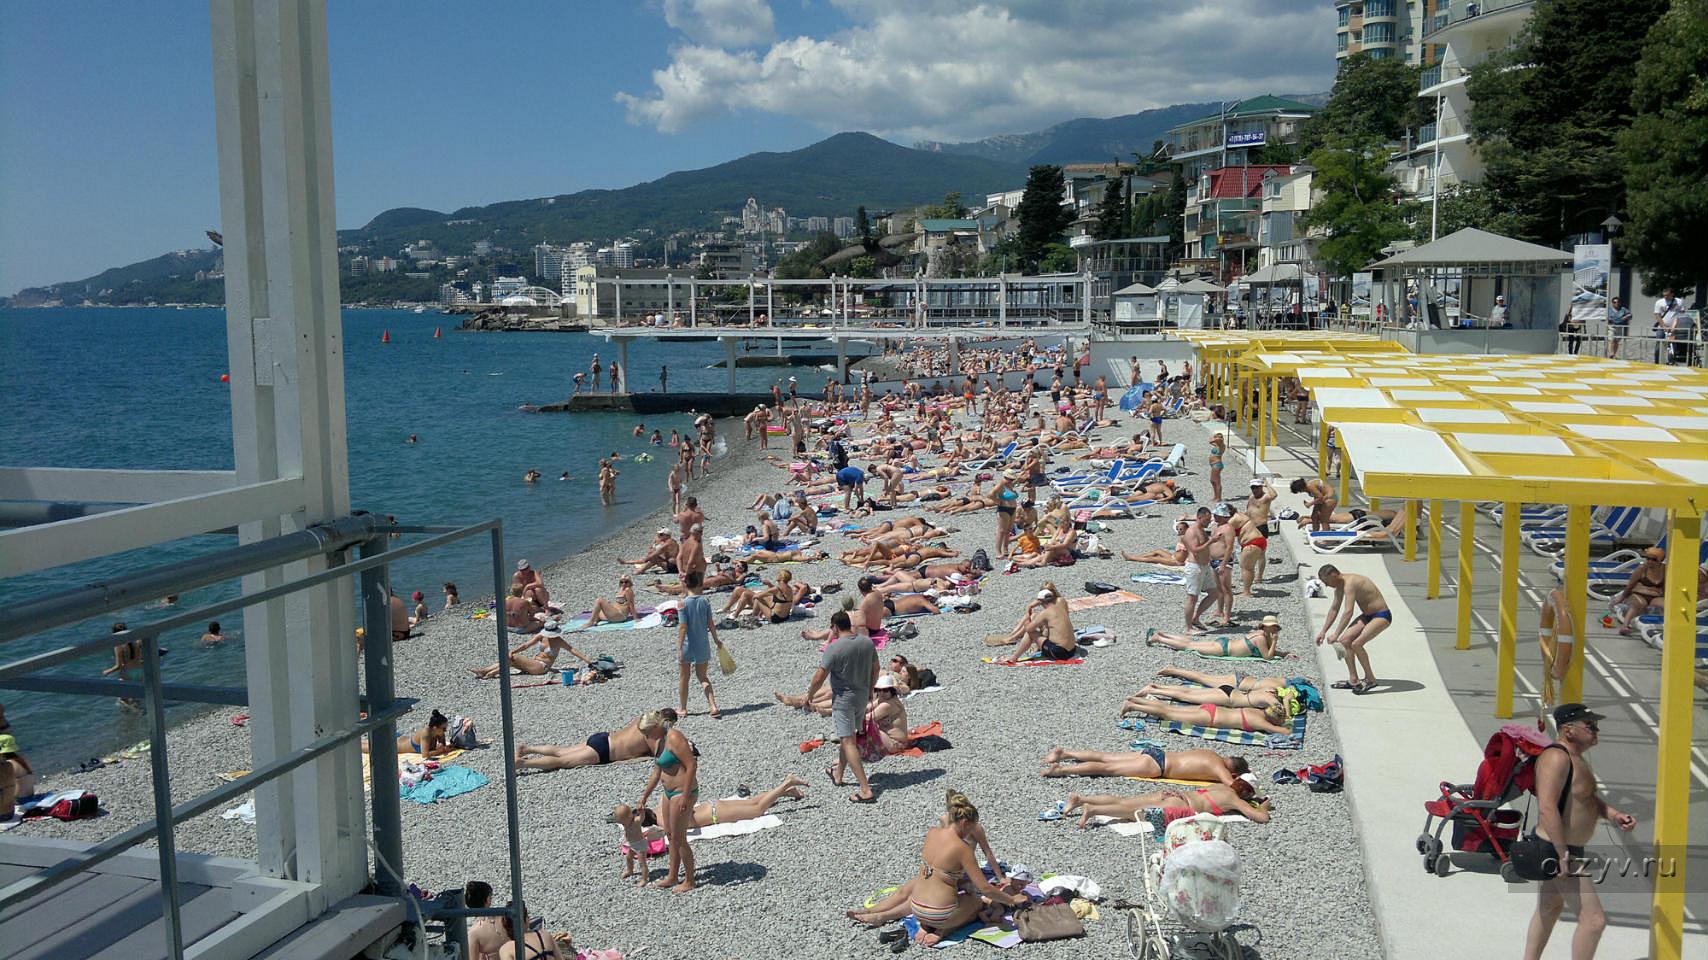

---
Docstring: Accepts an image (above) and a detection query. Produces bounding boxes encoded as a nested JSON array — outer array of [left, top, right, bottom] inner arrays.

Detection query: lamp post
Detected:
[[1600, 213, 1622, 358]]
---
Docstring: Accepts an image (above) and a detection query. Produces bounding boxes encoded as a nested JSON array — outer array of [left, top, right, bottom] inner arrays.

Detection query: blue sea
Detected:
[[0, 306, 799, 772]]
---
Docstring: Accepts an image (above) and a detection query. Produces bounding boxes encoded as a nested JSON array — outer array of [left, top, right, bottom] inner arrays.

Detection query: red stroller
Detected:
[[1418, 724, 1552, 879]]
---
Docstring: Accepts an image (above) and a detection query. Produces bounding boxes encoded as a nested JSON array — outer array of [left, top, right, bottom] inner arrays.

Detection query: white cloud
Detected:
[[663, 0, 777, 48], [620, 1, 1336, 140]]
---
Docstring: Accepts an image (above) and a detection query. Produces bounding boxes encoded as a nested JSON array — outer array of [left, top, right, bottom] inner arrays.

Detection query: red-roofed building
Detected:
[[1184, 164, 1295, 280]]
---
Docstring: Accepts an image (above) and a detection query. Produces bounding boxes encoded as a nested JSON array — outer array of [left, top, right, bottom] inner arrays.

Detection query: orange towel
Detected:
[[887, 720, 945, 758]]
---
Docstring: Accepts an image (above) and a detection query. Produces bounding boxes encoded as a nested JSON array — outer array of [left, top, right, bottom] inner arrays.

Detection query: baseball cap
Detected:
[[1553, 703, 1604, 728], [657, 527, 671, 536], [1036, 589, 1054, 601], [411, 591, 424, 601], [1250, 478, 1265, 487], [1236, 772, 1259, 789], [874, 674, 897, 690]]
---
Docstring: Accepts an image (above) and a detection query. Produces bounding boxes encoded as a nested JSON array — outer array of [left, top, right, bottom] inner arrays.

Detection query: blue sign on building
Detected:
[[1227, 130, 1267, 147]]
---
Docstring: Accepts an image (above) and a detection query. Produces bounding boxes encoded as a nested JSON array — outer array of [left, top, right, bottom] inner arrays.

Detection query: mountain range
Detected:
[[915, 94, 1329, 166], [7, 95, 1327, 306]]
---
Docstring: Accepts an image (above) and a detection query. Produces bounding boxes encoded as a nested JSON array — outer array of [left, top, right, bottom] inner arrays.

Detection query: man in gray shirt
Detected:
[[676, 572, 722, 718], [806, 610, 879, 802]]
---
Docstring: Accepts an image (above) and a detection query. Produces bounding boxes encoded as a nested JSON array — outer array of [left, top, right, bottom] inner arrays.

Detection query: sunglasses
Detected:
[[1582, 723, 1600, 733]]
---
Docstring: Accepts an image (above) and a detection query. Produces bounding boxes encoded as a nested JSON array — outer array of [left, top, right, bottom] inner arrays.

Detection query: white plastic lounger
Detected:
[[964, 440, 1017, 472], [1307, 517, 1397, 554]]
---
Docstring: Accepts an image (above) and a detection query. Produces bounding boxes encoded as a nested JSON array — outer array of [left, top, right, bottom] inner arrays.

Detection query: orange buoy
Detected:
[[219, 373, 230, 383], [434, 326, 442, 338], [381, 329, 391, 343]]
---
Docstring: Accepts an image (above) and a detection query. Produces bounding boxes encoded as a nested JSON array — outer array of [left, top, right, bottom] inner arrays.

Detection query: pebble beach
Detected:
[[16, 401, 1383, 960]]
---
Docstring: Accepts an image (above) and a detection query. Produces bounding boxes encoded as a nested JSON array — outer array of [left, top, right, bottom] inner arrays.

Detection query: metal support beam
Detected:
[[1496, 502, 1520, 718], [0, 467, 239, 503], [1404, 499, 1419, 563], [723, 337, 737, 394], [1317, 421, 1329, 484], [358, 536, 403, 897], [1561, 505, 1590, 705], [688, 278, 697, 327], [616, 338, 629, 393], [1649, 508, 1701, 960], [1456, 502, 1474, 650], [1426, 499, 1442, 598], [666, 275, 674, 321]]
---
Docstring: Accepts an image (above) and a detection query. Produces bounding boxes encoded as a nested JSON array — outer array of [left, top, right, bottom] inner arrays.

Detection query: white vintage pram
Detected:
[[1120, 813, 1252, 960]]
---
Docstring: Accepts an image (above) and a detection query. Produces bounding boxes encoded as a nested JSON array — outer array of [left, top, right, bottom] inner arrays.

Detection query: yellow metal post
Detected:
[[1337, 430, 1351, 505], [1426, 499, 1442, 598], [1316, 420, 1328, 484], [1562, 505, 1590, 705], [1270, 377, 1280, 454], [1456, 502, 1474, 650], [1370, 496, 1382, 514], [1650, 508, 1701, 960], [1496, 501, 1520, 718], [1403, 499, 1418, 562]]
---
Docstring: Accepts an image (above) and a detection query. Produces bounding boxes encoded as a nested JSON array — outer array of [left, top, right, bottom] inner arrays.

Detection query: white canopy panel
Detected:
[[1312, 387, 1397, 411], [1636, 414, 1708, 431], [1415, 407, 1510, 424], [1653, 459, 1708, 485], [1510, 400, 1599, 415], [1338, 423, 1472, 483], [1437, 374, 1502, 382], [1297, 366, 1354, 379], [1468, 385, 1544, 395], [1562, 423, 1676, 443], [1586, 396, 1655, 408], [1451, 433, 1573, 456], [1389, 389, 1468, 402]]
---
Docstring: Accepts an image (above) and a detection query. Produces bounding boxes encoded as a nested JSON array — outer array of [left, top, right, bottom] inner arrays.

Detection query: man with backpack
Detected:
[[1522, 703, 1637, 960]]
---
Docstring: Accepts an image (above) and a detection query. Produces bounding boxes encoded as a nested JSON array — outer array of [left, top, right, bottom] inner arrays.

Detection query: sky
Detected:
[[0, 0, 1335, 295]]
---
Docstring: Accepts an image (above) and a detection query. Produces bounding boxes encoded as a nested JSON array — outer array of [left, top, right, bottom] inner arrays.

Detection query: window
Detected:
[[1338, 7, 1351, 26], [1364, 22, 1395, 43], [1364, 0, 1395, 17], [1337, 32, 1350, 50], [1367, 47, 1393, 59]]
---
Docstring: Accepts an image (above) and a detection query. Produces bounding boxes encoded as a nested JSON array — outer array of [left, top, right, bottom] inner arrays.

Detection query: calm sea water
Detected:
[[0, 306, 798, 772]]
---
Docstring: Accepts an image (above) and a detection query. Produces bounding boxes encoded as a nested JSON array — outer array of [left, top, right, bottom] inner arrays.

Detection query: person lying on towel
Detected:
[[1039, 746, 1249, 785], [609, 774, 808, 884], [1119, 697, 1293, 736], [1064, 780, 1272, 829]]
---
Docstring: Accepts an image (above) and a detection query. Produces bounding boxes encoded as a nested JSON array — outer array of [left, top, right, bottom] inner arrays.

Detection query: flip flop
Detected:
[[878, 929, 907, 945], [1330, 681, 1354, 690], [825, 766, 845, 787], [850, 793, 878, 804], [1272, 769, 1303, 784], [1116, 717, 1145, 731], [1352, 681, 1375, 695], [1038, 801, 1065, 821]]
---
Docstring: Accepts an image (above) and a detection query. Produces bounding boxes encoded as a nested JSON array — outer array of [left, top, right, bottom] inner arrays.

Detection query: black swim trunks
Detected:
[[1040, 639, 1076, 660], [585, 731, 613, 765]]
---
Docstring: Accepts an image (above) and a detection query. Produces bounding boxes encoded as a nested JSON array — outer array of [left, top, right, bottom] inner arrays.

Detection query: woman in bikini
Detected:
[[395, 709, 451, 759], [1039, 746, 1249, 784], [514, 709, 675, 771], [1144, 616, 1284, 659], [1124, 520, 1191, 566], [902, 791, 1026, 946], [1063, 780, 1271, 829], [494, 905, 569, 960], [1612, 546, 1667, 635], [990, 475, 1020, 558], [1119, 697, 1293, 736], [1207, 432, 1226, 502], [471, 622, 595, 679], [578, 575, 636, 629], [636, 711, 699, 892], [651, 560, 748, 596]]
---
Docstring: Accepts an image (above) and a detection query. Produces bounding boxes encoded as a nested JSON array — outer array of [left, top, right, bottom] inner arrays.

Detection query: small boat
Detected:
[[413, 306, 427, 314]]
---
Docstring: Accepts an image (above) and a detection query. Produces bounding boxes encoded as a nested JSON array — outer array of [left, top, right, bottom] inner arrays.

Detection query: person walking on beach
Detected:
[[805, 610, 879, 803], [1181, 507, 1214, 634], [667, 460, 684, 514], [1315, 565, 1391, 694], [676, 572, 723, 719], [1523, 703, 1637, 960]]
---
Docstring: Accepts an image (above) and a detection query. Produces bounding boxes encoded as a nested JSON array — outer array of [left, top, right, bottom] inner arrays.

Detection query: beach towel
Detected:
[[1131, 572, 1186, 585], [1067, 590, 1144, 612], [566, 612, 666, 632], [1162, 713, 1308, 750], [981, 656, 1086, 666], [904, 685, 944, 699], [686, 813, 783, 841], [400, 765, 489, 804], [1191, 647, 1275, 662], [1106, 812, 1249, 838]]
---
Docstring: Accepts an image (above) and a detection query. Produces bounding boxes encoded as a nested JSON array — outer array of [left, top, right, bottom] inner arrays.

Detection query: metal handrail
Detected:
[[0, 516, 526, 960]]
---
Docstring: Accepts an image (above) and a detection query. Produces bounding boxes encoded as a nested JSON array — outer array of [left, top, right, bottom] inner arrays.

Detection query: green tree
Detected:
[[1300, 52, 1425, 152], [1039, 242, 1078, 274], [1300, 135, 1408, 277], [1092, 176, 1128, 240], [855, 205, 871, 240], [1014, 165, 1071, 269], [1468, 0, 1668, 247], [1402, 182, 1504, 243], [848, 255, 878, 278], [773, 232, 841, 280], [1618, 0, 1708, 293], [922, 191, 970, 220]]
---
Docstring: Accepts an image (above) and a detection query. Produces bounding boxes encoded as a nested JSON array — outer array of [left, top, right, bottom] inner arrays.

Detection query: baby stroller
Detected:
[[1418, 724, 1550, 879], [1123, 814, 1251, 960]]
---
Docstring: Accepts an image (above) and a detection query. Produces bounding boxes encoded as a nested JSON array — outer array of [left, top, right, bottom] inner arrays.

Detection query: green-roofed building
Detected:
[[1165, 94, 1318, 181]]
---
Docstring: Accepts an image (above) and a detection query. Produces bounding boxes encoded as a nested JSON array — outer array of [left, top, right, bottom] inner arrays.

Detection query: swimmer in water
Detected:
[[559, 471, 572, 481], [670, 430, 680, 447], [525, 469, 542, 484], [651, 430, 663, 445], [610, 451, 623, 462], [633, 424, 645, 438], [407, 434, 418, 444]]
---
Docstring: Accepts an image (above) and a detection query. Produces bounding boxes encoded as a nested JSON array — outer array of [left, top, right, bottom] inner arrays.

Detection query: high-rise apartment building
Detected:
[[1334, 0, 1432, 65], [833, 216, 856, 239], [806, 215, 831, 233]]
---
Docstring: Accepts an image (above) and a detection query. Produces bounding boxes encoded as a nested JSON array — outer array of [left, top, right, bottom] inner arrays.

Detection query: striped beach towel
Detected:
[[1067, 590, 1145, 612], [1162, 713, 1307, 750]]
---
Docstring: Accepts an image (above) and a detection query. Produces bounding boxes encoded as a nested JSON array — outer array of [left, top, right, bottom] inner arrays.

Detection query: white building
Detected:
[[489, 275, 528, 301], [1257, 165, 1319, 270], [533, 243, 566, 284], [611, 242, 636, 269], [1392, 0, 1536, 208], [1334, 0, 1430, 65], [833, 216, 856, 238], [765, 208, 787, 234], [741, 197, 763, 233], [806, 215, 831, 233]]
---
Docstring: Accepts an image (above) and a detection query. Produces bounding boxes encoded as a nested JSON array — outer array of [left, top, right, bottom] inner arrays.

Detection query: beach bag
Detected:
[[716, 643, 738, 677], [446, 716, 478, 750], [971, 548, 992, 572], [1014, 902, 1084, 942], [1083, 581, 1120, 595]]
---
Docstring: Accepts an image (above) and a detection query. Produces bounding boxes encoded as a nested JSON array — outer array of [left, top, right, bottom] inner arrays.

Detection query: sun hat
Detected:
[[1260, 615, 1281, 628], [0, 734, 18, 754], [540, 623, 563, 638], [657, 527, 671, 536], [874, 674, 897, 690], [516, 559, 531, 571], [1213, 503, 1234, 516]]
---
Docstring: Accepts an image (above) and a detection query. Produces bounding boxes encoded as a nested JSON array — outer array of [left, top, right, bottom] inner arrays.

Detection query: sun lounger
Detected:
[[1521, 506, 1644, 558], [1306, 516, 1397, 554], [963, 440, 1017, 472]]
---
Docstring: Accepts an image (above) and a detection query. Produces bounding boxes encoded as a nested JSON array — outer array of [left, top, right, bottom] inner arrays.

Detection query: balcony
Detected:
[[1425, 0, 1536, 42], [1420, 61, 1470, 93], [1417, 116, 1467, 146]]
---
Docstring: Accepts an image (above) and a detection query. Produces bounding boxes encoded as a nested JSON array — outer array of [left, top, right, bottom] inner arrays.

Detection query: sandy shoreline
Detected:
[[13, 402, 1381, 959]]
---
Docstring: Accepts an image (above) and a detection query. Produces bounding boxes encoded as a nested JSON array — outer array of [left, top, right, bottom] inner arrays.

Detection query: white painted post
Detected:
[[614, 276, 623, 325], [617, 337, 629, 394], [689, 278, 697, 327], [836, 337, 848, 381], [766, 277, 774, 325], [748, 274, 756, 326], [210, 0, 363, 896], [666, 275, 675, 321], [999, 274, 1008, 328], [723, 336, 737, 393]]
